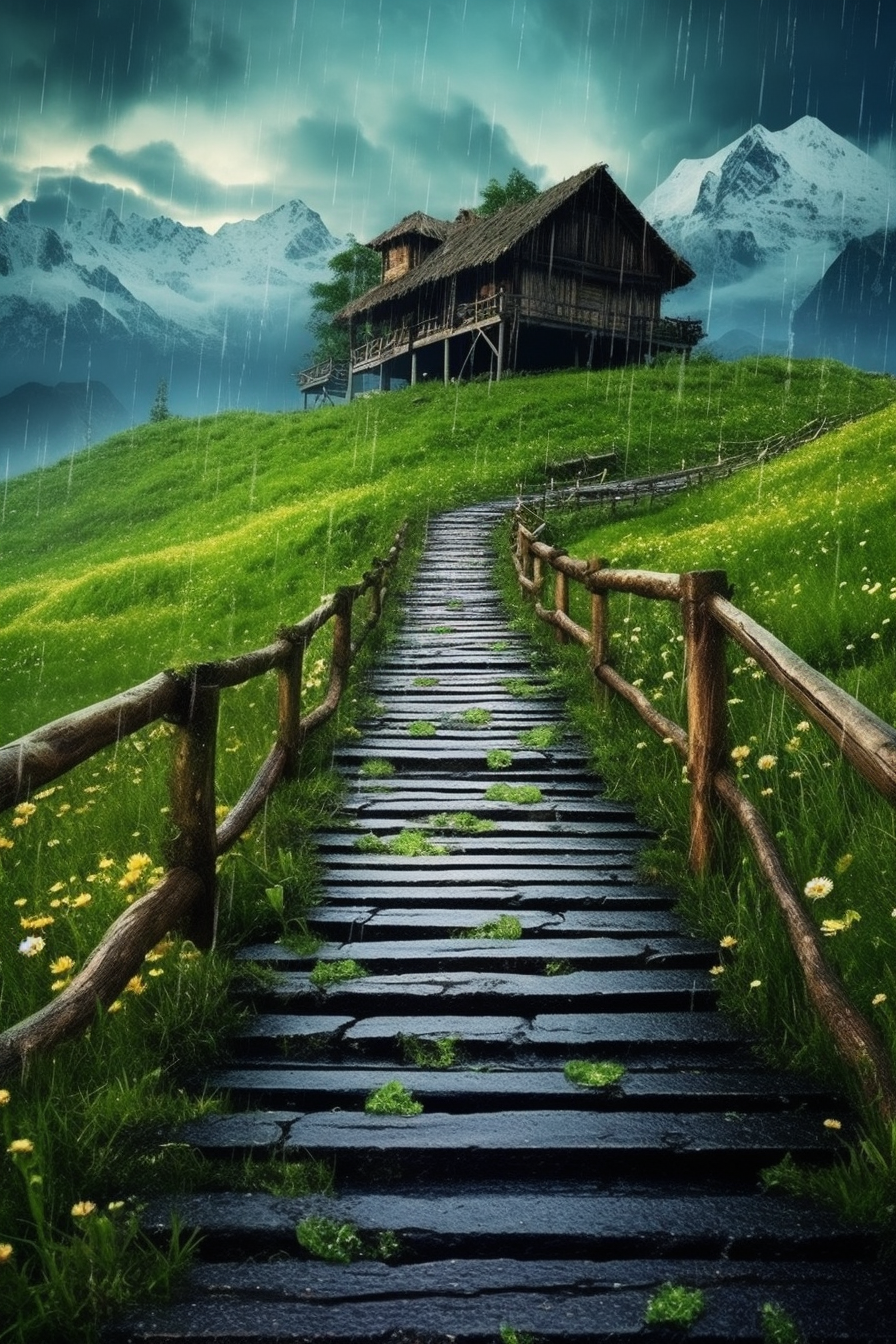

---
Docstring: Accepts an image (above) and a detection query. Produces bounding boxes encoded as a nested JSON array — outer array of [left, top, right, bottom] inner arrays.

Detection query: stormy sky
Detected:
[[2, 0, 894, 240]]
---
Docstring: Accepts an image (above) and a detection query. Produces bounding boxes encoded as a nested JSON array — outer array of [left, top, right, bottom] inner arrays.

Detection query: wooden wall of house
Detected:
[[516, 265, 661, 322], [523, 191, 670, 283]]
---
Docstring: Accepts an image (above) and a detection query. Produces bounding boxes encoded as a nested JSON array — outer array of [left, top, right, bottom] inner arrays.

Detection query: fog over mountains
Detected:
[[0, 199, 339, 475], [3, 115, 895, 479], [641, 116, 896, 360]]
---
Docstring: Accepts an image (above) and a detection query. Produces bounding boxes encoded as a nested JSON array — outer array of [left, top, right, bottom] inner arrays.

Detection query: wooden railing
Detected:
[[512, 515, 896, 1121], [0, 526, 407, 1079]]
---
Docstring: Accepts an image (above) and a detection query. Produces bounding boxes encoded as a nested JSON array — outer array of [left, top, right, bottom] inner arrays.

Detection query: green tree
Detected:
[[149, 379, 170, 422], [308, 236, 381, 363], [477, 167, 540, 216]]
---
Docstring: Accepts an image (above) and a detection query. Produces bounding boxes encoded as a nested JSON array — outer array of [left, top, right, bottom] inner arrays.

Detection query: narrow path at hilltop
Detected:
[[109, 505, 896, 1344]]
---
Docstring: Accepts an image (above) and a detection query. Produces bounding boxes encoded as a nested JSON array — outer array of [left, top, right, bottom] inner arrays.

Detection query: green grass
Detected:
[[761, 1302, 804, 1344], [295, 1216, 400, 1264], [3, 357, 896, 1334], [500, 677, 546, 698], [399, 1035, 458, 1068], [354, 829, 448, 857], [518, 725, 564, 748], [427, 811, 496, 834], [460, 707, 493, 726], [483, 783, 543, 804], [459, 915, 523, 940], [644, 1282, 705, 1328], [486, 749, 514, 769], [407, 720, 438, 737], [564, 1060, 626, 1088], [413, 675, 440, 687], [309, 959, 367, 989], [364, 1081, 424, 1115], [359, 758, 396, 778]]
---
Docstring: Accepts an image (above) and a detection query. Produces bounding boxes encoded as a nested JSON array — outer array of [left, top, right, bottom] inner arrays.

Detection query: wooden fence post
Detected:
[[681, 570, 729, 874], [516, 526, 531, 590], [588, 557, 609, 694], [279, 639, 304, 780], [554, 568, 570, 645], [332, 587, 354, 692], [168, 677, 220, 949]]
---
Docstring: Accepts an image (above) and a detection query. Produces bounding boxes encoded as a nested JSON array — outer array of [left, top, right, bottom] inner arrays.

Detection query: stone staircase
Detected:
[[106, 505, 896, 1342]]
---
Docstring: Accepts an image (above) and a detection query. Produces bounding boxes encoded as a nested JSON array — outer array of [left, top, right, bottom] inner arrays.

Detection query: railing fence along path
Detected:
[[0, 526, 407, 1079], [512, 513, 896, 1122]]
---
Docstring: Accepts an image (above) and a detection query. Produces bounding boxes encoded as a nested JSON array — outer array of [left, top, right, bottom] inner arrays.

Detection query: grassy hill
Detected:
[[2, 355, 896, 1338]]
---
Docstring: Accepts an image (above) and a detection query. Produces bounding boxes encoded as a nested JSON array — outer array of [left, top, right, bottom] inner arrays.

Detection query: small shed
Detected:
[[333, 163, 701, 392]]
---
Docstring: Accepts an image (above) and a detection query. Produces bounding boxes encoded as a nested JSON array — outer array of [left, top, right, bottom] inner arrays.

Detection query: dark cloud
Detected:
[[2, 0, 244, 127], [20, 174, 159, 227], [530, 0, 896, 196], [87, 141, 259, 216]]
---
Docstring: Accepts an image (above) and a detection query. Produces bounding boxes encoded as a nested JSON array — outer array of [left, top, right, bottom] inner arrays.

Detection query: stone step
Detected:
[[204, 1063, 834, 1115], [305, 906, 687, 940], [100, 1257, 896, 1343], [136, 1191, 870, 1263], [237, 936, 717, 973], [231, 1011, 747, 1061], [176, 1108, 842, 1179], [317, 881, 677, 909], [240, 968, 721, 1015], [318, 831, 651, 853], [320, 862, 644, 886]]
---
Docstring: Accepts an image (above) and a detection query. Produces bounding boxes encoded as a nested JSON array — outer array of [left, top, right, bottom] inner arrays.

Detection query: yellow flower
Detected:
[[749, 979, 762, 989], [124, 975, 147, 995], [757, 755, 777, 770], [0, 1090, 10, 1106], [69, 894, 92, 908], [709, 965, 725, 976], [107, 1001, 123, 1014], [7, 1139, 34, 1155], [13, 899, 26, 907], [14, 803, 36, 818], [20, 915, 54, 931], [719, 935, 738, 948], [872, 994, 887, 1007], [0, 836, 14, 851], [796, 721, 811, 732], [49, 956, 76, 976], [71, 1201, 96, 1218], [107, 1201, 125, 1212], [98, 857, 115, 869], [0, 1244, 13, 1263], [18, 937, 45, 957], [823, 1118, 842, 1130], [730, 745, 750, 764]]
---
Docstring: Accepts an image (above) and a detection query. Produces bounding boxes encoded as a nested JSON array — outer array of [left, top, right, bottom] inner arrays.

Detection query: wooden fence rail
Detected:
[[0, 525, 407, 1080], [511, 516, 896, 1123]]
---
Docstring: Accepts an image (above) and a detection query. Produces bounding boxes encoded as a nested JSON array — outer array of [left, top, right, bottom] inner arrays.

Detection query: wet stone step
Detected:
[[317, 881, 678, 910], [204, 1064, 835, 1115], [137, 1193, 870, 1263], [237, 936, 716, 973], [101, 1259, 896, 1343], [303, 906, 688, 939], [318, 831, 650, 854], [321, 864, 644, 888], [177, 1108, 842, 1177]]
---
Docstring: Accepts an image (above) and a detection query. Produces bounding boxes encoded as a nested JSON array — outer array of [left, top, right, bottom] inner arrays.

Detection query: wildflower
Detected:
[[148, 968, 164, 978], [636, 741, 647, 750], [757, 755, 777, 771], [0, 836, 14, 851], [823, 1119, 842, 1131], [719, 935, 738, 948], [835, 854, 854, 874], [709, 965, 726, 976], [7, 1139, 34, 1155], [785, 737, 802, 752], [98, 857, 115, 870], [107, 1201, 125, 1212], [749, 979, 762, 989], [730, 745, 750, 764], [0, 1244, 13, 1263], [71, 1202, 96, 1218], [761, 787, 774, 797], [0, 1090, 10, 1106], [69, 894, 91, 908], [662, 671, 676, 681], [13, 899, 26, 907], [124, 975, 147, 995], [20, 915, 54, 931], [107, 1001, 123, 1014], [51, 979, 71, 992], [18, 937, 45, 957], [804, 877, 834, 900], [14, 803, 37, 820], [872, 994, 887, 1007]]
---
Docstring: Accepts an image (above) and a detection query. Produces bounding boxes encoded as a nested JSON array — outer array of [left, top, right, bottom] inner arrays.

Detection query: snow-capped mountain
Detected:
[[641, 116, 896, 354], [0, 198, 341, 471]]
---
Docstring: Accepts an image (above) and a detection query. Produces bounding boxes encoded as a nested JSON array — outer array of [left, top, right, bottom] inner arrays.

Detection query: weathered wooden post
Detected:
[[681, 570, 729, 874], [278, 637, 304, 781], [554, 566, 570, 645], [169, 675, 220, 949], [587, 558, 609, 697]]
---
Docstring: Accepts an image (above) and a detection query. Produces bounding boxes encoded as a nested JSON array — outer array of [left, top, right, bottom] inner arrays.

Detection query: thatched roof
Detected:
[[368, 211, 452, 248], [338, 164, 694, 320]]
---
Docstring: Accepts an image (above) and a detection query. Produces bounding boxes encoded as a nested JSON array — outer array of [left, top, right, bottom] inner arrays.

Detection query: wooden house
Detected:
[[330, 163, 701, 394]]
